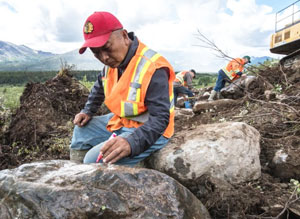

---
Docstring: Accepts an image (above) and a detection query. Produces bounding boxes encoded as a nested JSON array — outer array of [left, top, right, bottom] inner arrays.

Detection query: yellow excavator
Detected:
[[270, 0, 300, 66]]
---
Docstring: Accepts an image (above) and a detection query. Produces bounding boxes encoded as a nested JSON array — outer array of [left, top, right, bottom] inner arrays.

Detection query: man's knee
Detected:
[[70, 148, 89, 163]]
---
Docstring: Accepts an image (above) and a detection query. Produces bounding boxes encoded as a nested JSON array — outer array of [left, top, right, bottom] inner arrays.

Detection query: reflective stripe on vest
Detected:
[[102, 66, 109, 96], [175, 71, 186, 85], [222, 58, 244, 80], [222, 67, 239, 80], [126, 83, 174, 123], [169, 90, 174, 113], [122, 47, 160, 118]]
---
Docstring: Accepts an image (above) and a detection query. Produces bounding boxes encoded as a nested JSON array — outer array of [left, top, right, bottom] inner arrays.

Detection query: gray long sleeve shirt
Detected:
[[173, 71, 194, 90], [81, 32, 171, 157]]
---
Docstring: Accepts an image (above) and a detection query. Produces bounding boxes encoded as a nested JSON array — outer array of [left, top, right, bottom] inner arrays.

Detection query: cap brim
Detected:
[[79, 32, 112, 54]]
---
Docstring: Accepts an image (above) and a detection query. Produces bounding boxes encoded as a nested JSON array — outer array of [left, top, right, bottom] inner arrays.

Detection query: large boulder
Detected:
[[146, 122, 261, 185], [0, 160, 211, 219]]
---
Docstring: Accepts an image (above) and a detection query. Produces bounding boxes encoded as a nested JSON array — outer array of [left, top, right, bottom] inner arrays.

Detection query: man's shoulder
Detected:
[[185, 71, 193, 77]]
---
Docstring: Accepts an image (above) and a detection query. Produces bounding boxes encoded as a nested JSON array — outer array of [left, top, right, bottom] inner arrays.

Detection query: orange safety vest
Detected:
[[102, 41, 175, 138], [222, 58, 245, 80], [174, 71, 189, 87]]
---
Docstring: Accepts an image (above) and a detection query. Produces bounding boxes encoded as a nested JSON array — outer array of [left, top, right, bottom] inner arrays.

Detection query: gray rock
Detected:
[[220, 76, 257, 99], [271, 147, 300, 180], [264, 90, 276, 101], [193, 99, 241, 113], [175, 108, 194, 120], [177, 96, 185, 108], [0, 160, 211, 219], [146, 122, 261, 186]]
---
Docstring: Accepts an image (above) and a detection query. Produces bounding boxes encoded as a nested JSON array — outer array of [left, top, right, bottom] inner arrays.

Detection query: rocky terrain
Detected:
[[0, 61, 299, 218]]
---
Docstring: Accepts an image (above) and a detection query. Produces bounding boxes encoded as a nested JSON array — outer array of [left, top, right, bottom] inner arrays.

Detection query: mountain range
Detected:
[[0, 41, 103, 71], [0, 41, 274, 72]]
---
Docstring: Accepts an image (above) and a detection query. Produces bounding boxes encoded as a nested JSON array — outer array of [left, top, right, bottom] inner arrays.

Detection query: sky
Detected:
[[0, 0, 298, 72]]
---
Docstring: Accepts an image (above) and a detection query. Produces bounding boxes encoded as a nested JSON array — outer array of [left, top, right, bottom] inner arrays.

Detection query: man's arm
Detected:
[[73, 71, 105, 127], [80, 71, 105, 116], [185, 72, 194, 90], [125, 68, 170, 157]]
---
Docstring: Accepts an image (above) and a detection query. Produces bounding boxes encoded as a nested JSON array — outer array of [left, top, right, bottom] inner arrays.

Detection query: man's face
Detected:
[[90, 29, 130, 68]]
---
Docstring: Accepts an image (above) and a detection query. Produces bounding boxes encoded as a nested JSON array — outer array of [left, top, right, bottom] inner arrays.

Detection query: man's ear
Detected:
[[121, 29, 129, 42], [123, 30, 132, 47]]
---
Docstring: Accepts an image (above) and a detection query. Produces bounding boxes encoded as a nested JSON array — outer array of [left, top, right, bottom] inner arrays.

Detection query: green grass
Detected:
[[0, 85, 25, 110], [193, 74, 217, 88], [194, 82, 216, 89]]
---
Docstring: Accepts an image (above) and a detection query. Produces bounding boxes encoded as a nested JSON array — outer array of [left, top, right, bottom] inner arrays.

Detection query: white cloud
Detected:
[[0, 0, 279, 71]]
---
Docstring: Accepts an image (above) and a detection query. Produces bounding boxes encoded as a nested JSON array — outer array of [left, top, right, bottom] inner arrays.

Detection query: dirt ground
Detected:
[[0, 64, 299, 218]]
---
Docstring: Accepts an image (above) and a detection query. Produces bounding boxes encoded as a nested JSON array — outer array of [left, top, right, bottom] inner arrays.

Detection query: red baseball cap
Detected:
[[79, 12, 123, 54]]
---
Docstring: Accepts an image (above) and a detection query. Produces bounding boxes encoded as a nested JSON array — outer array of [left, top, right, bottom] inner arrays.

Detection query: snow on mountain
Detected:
[[0, 41, 103, 71], [0, 41, 55, 63]]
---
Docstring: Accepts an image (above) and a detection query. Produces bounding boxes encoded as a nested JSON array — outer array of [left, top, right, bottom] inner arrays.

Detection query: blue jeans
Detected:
[[173, 86, 194, 105], [214, 69, 230, 92], [70, 113, 169, 166]]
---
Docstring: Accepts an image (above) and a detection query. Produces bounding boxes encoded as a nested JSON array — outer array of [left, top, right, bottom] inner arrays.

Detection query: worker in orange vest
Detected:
[[70, 12, 175, 166], [208, 56, 251, 101], [173, 69, 196, 106]]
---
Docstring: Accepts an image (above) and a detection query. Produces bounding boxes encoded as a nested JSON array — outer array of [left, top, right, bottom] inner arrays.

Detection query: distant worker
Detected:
[[70, 12, 175, 166], [173, 69, 196, 106], [208, 56, 251, 101]]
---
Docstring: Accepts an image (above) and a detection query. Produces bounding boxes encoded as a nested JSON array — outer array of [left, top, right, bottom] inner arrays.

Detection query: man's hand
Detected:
[[100, 137, 131, 164], [73, 112, 91, 127]]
